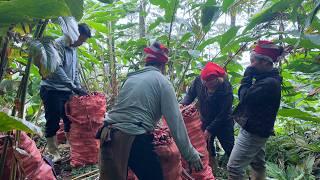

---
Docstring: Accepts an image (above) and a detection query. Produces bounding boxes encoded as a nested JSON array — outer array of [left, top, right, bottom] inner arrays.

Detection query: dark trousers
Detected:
[[208, 124, 235, 157], [128, 133, 163, 180], [40, 86, 72, 138], [99, 128, 163, 180]]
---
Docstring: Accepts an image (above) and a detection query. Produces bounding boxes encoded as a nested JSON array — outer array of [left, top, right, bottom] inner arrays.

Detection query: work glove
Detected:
[[73, 87, 88, 96], [188, 152, 204, 173]]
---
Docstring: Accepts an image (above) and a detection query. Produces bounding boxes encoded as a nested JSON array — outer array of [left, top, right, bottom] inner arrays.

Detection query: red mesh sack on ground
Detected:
[[0, 132, 56, 180], [153, 126, 182, 180], [65, 92, 106, 167], [127, 125, 182, 180], [56, 121, 66, 144], [180, 105, 215, 180]]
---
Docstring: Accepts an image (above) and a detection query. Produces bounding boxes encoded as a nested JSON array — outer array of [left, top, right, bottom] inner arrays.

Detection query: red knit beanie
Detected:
[[144, 42, 169, 64], [253, 40, 283, 62], [200, 62, 226, 81]]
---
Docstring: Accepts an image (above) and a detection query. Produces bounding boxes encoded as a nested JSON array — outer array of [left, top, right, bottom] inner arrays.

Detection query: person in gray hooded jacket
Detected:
[[40, 23, 91, 162]]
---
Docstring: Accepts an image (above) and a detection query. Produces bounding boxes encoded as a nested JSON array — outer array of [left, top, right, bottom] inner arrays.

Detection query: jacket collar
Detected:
[[127, 66, 160, 77]]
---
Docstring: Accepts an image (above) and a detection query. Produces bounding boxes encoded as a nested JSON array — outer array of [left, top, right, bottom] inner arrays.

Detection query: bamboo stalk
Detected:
[[71, 169, 99, 180]]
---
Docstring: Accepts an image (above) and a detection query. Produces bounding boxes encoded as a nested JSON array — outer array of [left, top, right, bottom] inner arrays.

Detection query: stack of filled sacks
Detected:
[[65, 92, 106, 167], [181, 104, 215, 180], [128, 124, 183, 180], [0, 132, 56, 180]]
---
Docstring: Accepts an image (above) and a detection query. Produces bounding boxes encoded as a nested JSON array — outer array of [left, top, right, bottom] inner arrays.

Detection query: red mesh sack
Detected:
[[65, 92, 106, 167], [56, 121, 66, 144], [153, 126, 182, 180], [180, 105, 215, 180], [0, 132, 56, 180], [127, 125, 182, 180], [0, 134, 14, 179]]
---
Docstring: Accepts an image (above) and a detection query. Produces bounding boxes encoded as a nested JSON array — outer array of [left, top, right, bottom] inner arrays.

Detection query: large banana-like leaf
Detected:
[[0, 0, 71, 25], [64, 0, 84, 21], [0, 112, 42, 135], [244, 0, 291, 32]]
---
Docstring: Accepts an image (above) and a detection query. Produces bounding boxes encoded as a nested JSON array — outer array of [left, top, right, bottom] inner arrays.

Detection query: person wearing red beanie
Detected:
[[181, 62, 235, 173], [227, 40, 283, 180], [98, 42, 203, 180]]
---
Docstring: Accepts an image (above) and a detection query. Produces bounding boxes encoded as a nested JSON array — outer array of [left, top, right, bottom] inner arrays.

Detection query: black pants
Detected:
[[40, 86, 72, 138], [128, 133, 163, 180], [208, 124, 235, 157]]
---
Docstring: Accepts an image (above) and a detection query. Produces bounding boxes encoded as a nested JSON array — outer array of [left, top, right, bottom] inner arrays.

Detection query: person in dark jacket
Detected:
[[181, 62, 234, 170], [40, 23, 91, 162], [227, 40, 283, 180]]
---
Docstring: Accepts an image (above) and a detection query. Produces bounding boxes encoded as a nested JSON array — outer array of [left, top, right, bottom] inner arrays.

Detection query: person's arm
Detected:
[[238, 66, 256, 101], [52, 65, 77, 90], [206, 92, 233, 133], [160, 80, 200, 164], [241, 78, 276, 105], [180, 77, 198, 105]]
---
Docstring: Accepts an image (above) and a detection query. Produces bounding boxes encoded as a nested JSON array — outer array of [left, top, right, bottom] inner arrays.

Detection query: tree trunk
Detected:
[[108, 21, 118, 107], [0, 37, 9, 83], [139, 0, 146, 38]]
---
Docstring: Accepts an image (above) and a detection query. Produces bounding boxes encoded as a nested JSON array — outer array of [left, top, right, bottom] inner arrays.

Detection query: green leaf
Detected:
[[0, 112, 42, 135], [179, 32, 193, 45], [196, 35, 220, 51], [219, 26, 240, 49], [283, 37, 320, 49], [149, 0, 168, 9], [222, 0, 236, 12], [278, 108, 320, 123], [64, 0, 84, 21], [0, 0, 71, 25], [148, 17, 164, 32], [244, 0, 291, 32], [305, 1, 320, 28], [201, 1, 221, 33], [97, 0, 113, 4]]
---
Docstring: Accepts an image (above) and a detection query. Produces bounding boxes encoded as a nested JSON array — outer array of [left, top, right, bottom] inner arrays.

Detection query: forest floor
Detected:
[[48, 144, 228, 180]]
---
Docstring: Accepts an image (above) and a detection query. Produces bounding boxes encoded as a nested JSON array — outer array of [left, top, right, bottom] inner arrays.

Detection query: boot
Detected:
[[46, 136, 61, 162], [250, 169, 266, 180]]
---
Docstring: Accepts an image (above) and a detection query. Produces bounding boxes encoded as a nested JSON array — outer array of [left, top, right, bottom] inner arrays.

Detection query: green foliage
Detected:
[[222, 0, 236, 12], [0, 0, 71, 25], [201, 0, 221, 33], [278, 108, 320, 123], [149, 0, 179, 22], [0, 112, 42, 135], [64, 0, 84, 21], [97, 0, 113, 4], [244, 0, 291, 32], [1, 0, 320, 178]]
